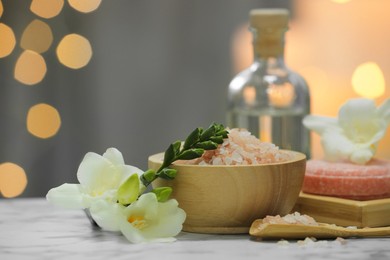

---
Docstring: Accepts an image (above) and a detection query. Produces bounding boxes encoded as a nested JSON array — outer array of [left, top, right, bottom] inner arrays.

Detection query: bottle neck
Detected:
[[251, 27, 286, 61], [252, 56, 286, 70]]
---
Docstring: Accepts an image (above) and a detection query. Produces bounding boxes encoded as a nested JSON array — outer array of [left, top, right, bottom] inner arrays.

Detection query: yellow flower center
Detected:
[[128, 215, 147, 229]]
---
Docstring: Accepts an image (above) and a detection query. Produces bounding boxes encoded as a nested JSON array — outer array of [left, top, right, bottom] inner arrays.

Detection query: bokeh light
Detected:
[[27, 103, 61, 139], [67, 0, 102, 13], [14, 50, 47, 85], [243, 86, 256, 106], [331, 0, 352, 3], [284, 0, 390, 160], [56, 34, 92, 69], [1, 0, 99, 198], [30, 0, 64, 19], [0, 0, 3, 17], [21, 19, 53, 54], [0, 162, 28, 198], [0, 23, 16, 58], [352, 62, 385, 99]]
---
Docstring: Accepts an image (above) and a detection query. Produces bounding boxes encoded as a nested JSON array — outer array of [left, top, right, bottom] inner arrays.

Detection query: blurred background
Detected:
[[0, 0, 389, 198]]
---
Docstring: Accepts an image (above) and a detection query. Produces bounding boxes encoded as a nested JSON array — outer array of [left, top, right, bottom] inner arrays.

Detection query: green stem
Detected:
[[140, 123, 228, 188]]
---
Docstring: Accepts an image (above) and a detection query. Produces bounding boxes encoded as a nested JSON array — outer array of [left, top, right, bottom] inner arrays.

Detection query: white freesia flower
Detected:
[[46, 147, 144, 231], [303, 98, 390, 165], [118, 193, 186, 244]]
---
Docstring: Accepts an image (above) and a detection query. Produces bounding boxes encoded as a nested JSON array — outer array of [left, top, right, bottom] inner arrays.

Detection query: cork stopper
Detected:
[[249, 9, 289, 29], [249, 9, 289, 58]]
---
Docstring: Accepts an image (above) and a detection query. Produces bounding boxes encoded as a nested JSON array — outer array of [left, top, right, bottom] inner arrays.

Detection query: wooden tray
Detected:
[[293, 192, 390, 228]]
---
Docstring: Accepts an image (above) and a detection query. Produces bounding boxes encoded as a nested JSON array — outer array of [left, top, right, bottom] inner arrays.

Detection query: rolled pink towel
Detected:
[[303, 159, 390, 200]]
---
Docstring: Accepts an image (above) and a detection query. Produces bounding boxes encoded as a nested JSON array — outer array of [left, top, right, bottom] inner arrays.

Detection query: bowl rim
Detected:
[[148, 150, 306, 169]]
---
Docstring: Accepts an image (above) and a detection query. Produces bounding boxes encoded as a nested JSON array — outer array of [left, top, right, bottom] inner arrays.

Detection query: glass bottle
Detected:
[[227, 9, 311, 158]]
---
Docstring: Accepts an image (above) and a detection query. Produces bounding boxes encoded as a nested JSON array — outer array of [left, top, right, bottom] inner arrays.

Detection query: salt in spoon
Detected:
[[250, 219, 390, 239]]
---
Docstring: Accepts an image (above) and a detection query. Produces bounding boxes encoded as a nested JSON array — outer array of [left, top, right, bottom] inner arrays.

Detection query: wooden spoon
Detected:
[[250, 219, 390, 239]]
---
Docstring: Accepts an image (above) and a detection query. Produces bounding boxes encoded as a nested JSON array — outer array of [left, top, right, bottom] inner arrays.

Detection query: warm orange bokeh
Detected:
[[56, 34, 92, 69], [0, 23, 16, 58], [67, 0, 102, 13], [267, 83, 295, 108], [1, 0, 99, 198], [243, 86, 256, 106], [30, 0, 64, 19], [0, 0, 3, 17], [331, 0, 351, 3], [351, 62, 385, 99], [27, 103, 61, 139], [21, 19, 53, 54], [232, 0, 390, 159], [0, 162, 28, 198], [14, 50, 47, 85], [287, 0, 390, 159]]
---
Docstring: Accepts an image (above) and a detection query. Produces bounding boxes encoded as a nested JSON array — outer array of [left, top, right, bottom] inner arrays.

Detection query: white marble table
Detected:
[[1, 198, 389, 260]]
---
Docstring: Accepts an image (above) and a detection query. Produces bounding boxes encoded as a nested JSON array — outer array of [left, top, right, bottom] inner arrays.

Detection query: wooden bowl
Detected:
[[148, 150, 306, 234]]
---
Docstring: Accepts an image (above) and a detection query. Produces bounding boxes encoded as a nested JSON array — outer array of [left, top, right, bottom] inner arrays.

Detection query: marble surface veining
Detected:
[[0, 198, 389, 260]]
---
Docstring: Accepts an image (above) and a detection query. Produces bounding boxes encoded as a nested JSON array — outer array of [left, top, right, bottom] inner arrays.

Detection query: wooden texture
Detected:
[[249, 220, 390, 239], [148, 151, 306, 234], [294, 192, 390, 228]]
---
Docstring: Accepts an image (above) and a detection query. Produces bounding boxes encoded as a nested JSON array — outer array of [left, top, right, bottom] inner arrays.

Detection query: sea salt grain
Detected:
[[278, 237, 347, 248], [181, 128, 292, 165], [262, 212, 319, 226]]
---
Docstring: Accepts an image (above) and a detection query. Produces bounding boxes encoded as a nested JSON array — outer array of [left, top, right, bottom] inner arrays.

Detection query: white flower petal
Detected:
[[122, 164, 144, 177], [362, 125, 387, 146], [378, 99, 390, 123], [302, 115, 337, 135], [103, 147, 125, 165], [338, 99, 384, 144], [89, 200, 123, 232], [46, 183, 86, 209], [305, 98, 390, 164], [338, 98, 376, 129], [350, 149, 374, 165], [119, 193, 185, 243], [77, 152, 123, 196], [118, 216, 147, 244], [142, 199, 186, 240], [121, 165, 145, 191], [77, 152, 110, 189], [321, 129, 355, 162], [130, 192, 158, 218]]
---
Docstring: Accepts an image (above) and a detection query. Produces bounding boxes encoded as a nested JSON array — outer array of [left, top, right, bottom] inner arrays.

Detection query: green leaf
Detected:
[[158, 168, 177, 180], [173, 140, 182, 156], [151, 187, 172, 202], [176, 148, 204, 160], [162, 140, 182, 169], [222, 131, 229, 138], [214, 123, 225, 132], [144, 123, 228, 190], [162, 143, 176, 168], [117, 174, 140, 205], [140, 169, 156, 185], [183, 127, 201, 150], [217, 129, 228, 138], [200, 124, 216, 141], [210, 136, 224, 144], [216, 124, 228, 138], [195, 141, 218, 150]]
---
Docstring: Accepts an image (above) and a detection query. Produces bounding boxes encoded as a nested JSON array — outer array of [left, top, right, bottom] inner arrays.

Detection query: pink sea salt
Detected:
[[179, 128, 292, 165], [262, 212, 319, 226]]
